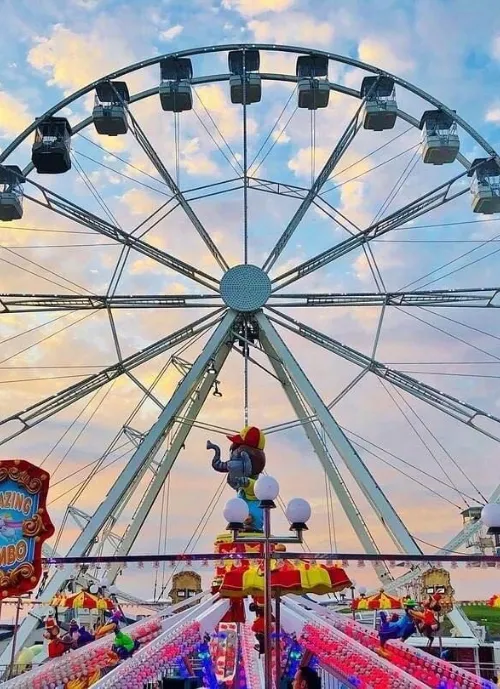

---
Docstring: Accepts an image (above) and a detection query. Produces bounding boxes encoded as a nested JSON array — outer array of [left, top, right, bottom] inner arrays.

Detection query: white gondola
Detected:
[[159, 57, 193, 112], [0, 165, 24, 221], [420, 110, 460, 165], [228, 50, 261, 105], [31, 117, 72, 174], [296, 54, 329, 110], [361, 76, 397, 131], [92, 81, 129, 136], [468, 158, 500, 214]]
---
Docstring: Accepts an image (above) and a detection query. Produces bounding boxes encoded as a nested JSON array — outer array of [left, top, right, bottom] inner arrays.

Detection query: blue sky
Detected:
[[1, 0, 500, 600]]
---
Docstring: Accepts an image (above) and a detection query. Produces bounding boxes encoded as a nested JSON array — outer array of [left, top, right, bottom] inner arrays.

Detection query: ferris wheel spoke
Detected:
[[0, 308, 226, 445], [262, 99, 366, 273], [271, 169, 471, 291], [0, 293, 223, 313], [266, 307, 500, 442], [256, 311, 422, 555], [124, 103, 229, 272], [13, 173, 220, 292], [268, 287, 500, 308]]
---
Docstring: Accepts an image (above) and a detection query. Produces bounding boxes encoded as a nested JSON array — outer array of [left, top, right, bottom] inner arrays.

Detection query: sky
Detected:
[[1, 0, 500, 604]]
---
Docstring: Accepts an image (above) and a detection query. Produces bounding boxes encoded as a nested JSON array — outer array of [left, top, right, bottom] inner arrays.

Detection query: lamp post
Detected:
[[223, 476, 312, 689]]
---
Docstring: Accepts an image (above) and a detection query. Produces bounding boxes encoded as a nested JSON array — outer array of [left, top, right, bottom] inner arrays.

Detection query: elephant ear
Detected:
[[240, 445, 266, 474]]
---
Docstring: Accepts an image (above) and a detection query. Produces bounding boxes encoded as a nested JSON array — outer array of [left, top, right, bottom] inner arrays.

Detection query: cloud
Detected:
[[27, 23, 141, 96], [492, 35, 500, 61], [119, 188, 159, 216], [272, 128, 290, 144], [248, 13, 334, 46], [180, 137, 219, 176], [223, 0, 294, 17], [73, 0, 101, 8], [0, 91, 33, 138], [195, 83, 257, 141], [358, 38, 414, 74], [159, 25, 184, 42], [485, 103, 500, 123]]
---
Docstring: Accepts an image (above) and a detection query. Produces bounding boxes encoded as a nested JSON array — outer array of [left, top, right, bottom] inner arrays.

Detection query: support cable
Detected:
[[0, 311, 96, 366], [156, 477, 227, 600], [320, 126, 414, 195], [40, 387, 103, 468], [77, 132, 169, 187], [387, 382, 487, 504], [250, 106, 298, 177], [0, 246, 92, 295], [248, 85, 297, 171], [193, 89, 243, 174], [73, 149, 169, 196], [398, 307, 500, 363], [418, 305, 500, 344], [401, 229, 500, 291], [344, 427, 481, 506], [378, 378, 468, 507]]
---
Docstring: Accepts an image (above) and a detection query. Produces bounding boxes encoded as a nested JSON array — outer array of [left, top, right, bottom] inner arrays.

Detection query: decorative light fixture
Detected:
[[223, 497, 250, 531], [226, 476, 312, 689], [212, 380, 222, 398], [254, 475, 280, 506], [481, 503, 500, 534], [285, 497, 312, 532], [207, 359, 217, 375]]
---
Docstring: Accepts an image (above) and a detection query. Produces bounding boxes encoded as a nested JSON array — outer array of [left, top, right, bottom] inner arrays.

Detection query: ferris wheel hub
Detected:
[[220, 264, 272, 312]]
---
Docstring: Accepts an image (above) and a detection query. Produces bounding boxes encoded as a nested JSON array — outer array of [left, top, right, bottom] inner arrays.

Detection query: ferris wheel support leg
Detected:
[[260, 334, 393, 584], [105, 340, 233, 582], [0, 310, 237, 666], [255, 312, 422, 557]]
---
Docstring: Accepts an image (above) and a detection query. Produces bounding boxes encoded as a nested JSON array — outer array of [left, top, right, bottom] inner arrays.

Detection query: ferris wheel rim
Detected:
[[0, 41, 498, 168]]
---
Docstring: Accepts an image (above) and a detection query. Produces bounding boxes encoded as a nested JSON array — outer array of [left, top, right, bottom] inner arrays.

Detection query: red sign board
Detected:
[[0, 459, 54, 599]]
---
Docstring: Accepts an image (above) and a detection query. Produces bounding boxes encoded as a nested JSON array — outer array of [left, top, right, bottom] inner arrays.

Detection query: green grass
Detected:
[[461, 605, 500, 637]]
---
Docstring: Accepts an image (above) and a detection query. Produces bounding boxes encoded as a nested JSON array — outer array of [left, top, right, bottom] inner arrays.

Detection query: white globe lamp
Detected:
[[89, 583, 99, 594], [223, 497, 249, 529], [254, 476, 280, 504], [481, 503, 500, 534], [285, 497, 312, 531], [358, 585, 367, 596], [108, 584, 118, 595]]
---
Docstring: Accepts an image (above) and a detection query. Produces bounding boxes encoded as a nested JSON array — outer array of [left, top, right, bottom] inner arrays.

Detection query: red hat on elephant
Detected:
[[227, 426, 265, 450]]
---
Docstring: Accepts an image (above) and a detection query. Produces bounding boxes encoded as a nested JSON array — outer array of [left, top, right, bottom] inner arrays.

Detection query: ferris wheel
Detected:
[[1, 43, 500, 659]]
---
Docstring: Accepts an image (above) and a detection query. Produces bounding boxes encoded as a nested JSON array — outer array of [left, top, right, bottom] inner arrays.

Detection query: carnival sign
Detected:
[[0, 459, 54, 599]]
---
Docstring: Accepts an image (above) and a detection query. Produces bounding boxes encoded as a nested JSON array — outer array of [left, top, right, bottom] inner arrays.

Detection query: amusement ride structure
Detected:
[[1, 42, 500, 686]]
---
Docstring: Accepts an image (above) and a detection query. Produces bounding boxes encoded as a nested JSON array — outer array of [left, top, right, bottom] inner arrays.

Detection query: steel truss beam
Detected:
[[259, 334, 393, 584], [0, 310, 237, 665], [268, 308, 500, 442], [106, 341, 233, 582], [124, 101, 229, 272], [248, 177, 358, 237], [256, 312, 423, 556], [385, 482, 500, 595], [0, 294, 222, 313], [262, 98, 366, 273], [2, 169, 220, 292], [268, 287, 500, 308], [272, 171, 470, 290], [0, 309, 225, 444]]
